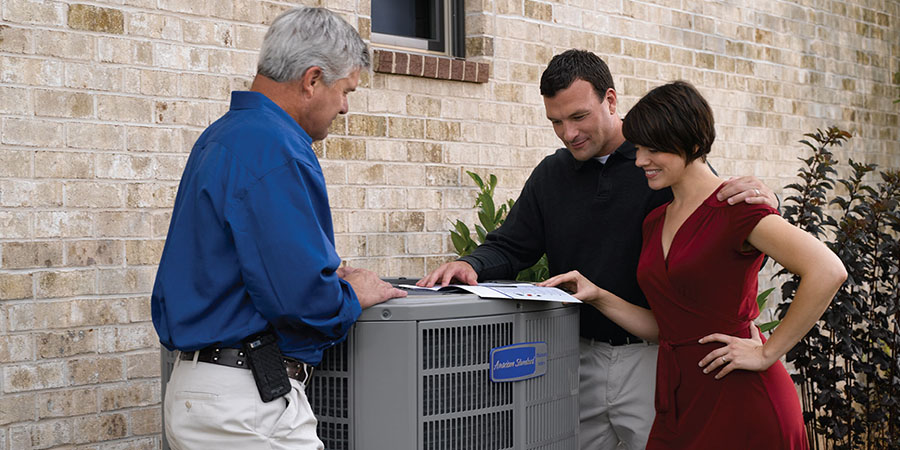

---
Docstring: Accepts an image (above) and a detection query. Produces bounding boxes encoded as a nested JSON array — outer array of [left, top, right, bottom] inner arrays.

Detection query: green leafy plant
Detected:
[[756, 287, 780, 333], [450, 171, 549, 282], [777, 127, 900, 449]]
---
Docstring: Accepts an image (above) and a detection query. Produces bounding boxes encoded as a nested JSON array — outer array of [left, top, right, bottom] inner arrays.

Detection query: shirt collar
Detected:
[[229, 91, 312, 146], [570, 140, 637, 170]]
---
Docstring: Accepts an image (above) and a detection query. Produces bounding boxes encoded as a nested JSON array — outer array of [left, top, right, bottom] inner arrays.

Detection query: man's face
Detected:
[[305, 69, 360, 141], [543, 79, 619, 161]]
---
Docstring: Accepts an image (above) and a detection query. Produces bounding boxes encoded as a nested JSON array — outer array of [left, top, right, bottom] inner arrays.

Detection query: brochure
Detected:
[[398, 282, 581, 303]]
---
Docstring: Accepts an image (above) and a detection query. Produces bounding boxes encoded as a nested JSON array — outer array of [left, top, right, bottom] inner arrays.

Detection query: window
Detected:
[[371, 0, 465, 58]]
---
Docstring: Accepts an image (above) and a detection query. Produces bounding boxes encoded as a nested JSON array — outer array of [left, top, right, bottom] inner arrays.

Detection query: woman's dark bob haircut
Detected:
[[622, 80, 715, 164]]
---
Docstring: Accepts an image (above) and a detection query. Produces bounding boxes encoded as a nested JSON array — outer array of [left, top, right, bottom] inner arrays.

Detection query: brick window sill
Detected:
[[373, 48, 489, 83]]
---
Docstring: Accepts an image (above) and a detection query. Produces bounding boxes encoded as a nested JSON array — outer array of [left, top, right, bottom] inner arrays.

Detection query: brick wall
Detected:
[[0, 0, 897, 448]]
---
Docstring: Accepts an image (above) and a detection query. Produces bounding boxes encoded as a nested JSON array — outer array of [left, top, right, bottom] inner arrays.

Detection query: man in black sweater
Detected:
[[418, 50, 777, 449]]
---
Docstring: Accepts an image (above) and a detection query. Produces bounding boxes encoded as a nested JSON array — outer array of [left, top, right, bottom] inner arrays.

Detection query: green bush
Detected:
[[450, 171, 549, 282]]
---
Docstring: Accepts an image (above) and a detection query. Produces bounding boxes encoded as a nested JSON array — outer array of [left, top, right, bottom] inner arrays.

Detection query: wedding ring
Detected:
[[721, 356, 728, 363], [753, 189, 760, 196]]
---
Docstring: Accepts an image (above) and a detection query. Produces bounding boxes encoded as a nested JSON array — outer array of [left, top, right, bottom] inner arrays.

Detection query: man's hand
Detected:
[[416, 261, 477, 287], [339, 266, 406, 309], [716, 176, 778, 209]]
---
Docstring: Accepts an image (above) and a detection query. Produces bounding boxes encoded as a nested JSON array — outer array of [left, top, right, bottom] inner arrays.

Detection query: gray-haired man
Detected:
[[153, 7, 406, 449]]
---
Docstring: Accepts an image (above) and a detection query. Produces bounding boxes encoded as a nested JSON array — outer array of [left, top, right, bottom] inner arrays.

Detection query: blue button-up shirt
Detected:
[[151, 91, 361, 365]]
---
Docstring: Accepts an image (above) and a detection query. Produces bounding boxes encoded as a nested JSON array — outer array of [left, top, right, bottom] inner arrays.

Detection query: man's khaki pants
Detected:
[[578, 339, 658, 450], [164, 353, 323, 450]]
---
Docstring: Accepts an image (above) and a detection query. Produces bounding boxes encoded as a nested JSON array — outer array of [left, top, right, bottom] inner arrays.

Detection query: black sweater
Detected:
[[460, 142, 672, 343]]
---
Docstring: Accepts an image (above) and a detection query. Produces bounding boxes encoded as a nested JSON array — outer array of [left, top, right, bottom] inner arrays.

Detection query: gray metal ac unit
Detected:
[[161, 290, 580, 450]]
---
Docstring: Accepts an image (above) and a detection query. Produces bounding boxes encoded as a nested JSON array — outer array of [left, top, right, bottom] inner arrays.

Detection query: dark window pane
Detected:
[[372, 0, 439, 40]]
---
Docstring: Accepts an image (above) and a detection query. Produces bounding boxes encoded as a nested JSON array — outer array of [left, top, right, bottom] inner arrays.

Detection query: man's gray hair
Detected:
[[257, 7, 370, 85]]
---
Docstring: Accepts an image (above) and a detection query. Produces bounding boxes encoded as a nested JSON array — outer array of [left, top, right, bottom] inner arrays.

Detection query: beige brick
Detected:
[[348, 114, 387, 137], [2, 242, 63, 269], [126, 126, 184, 153], [426, 120, 462, 141], [68, 356, 124, 385], [37, 388, 98, 419], [0, 273, 32, 300], [184, 20, 233, 46], [0, 86, 30, 115], [406, 95, 442, 117], [98, 267, 155, 295], [234, 24, 266, 50], [3, 361, 67, 393], [137, 69, 179, 97], [9, 419, 72, 448], [365, 140, 406, 161], [68, 4, 124, 33], [34, 151, 93, 179], [388, 117, 425, 139], [154, 100, 208, 126], [325, 186, 365, 209], [0, 56, 63, 86], [154, 155, 188, 180], [98, 37, 153, 65], [33, 181, 62, 207], [125, 240, 163, 265], [426, 166, 459, 186], [130, 407, 161, 436], [37, 329, 96, 358], [0, 334, 33, 363], [367, 234, 405, 256], [384, 165, 426, 187], [368, 90, 406, 114], [2, 118, 64, 147], [389, 212, 426, 233], [0, 211, 31, 239], [0, 179, 34, 207], [67, 240, 124, 267], [67, 123, 125, 150], [34, 211, 93, 238], [127, 296, 152, 322], [406, 142, 442, 163], [334, 234, 366, 257], [126, 183, 177, 207], [4, 0, 66, 26], [36, 270, 96, 298], [347, 211, 386, 233], [34, 29, 94, 60], [347, 163, 385, 185], [0, 393, 35, 425], [178, 73, 230, 100], [0, 149, 31, 177], [366, 188, 408, 209], [65, 62, 123, 91], [0, 24, 33, 54], [5, 302, 35, 331], [98, 95, 151, 123], [65, 182, 122, 208], [95, 154, 154, 180], [524, 1, 552, 21], [126, 11, 182, 40], [407, 189, 442, 209], [151, 211, 171, 237], [326, 138, 366, 160], [73, 413, 127, 444], [125, 352, 159, 379], [98, 323, 157, 353]]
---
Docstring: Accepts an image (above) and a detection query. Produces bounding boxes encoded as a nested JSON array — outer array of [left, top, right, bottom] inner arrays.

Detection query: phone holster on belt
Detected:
[[242, 332, 291, 402]]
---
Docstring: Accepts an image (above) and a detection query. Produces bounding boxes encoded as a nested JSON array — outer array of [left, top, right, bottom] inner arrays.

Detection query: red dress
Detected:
[[637, 185, 807, 449]]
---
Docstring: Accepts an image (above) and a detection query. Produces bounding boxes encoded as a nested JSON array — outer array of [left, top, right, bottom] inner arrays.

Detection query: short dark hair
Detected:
[[540, 49, 614, 100], [622, 81, 715, 164]]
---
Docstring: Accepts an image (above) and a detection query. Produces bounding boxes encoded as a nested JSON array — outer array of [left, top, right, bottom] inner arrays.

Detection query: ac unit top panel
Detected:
[[359, 291, 574, 322]]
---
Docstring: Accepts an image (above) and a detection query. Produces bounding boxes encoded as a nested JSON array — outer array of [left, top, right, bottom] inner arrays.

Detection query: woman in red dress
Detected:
[[541, 81, 846, 449]]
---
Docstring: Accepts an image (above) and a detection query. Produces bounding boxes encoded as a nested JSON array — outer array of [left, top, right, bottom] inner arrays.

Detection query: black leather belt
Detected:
[[585, 335, 645, 346], [180, 347, 314, 386]]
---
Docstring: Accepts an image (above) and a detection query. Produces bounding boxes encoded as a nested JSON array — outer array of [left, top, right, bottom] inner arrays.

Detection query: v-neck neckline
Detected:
[[660, 183, 725, 264]]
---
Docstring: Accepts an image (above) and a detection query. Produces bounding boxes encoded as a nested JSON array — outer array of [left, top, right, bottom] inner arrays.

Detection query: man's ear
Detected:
[[299, 66, 324, 97], [605, 88, 618, 115]]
